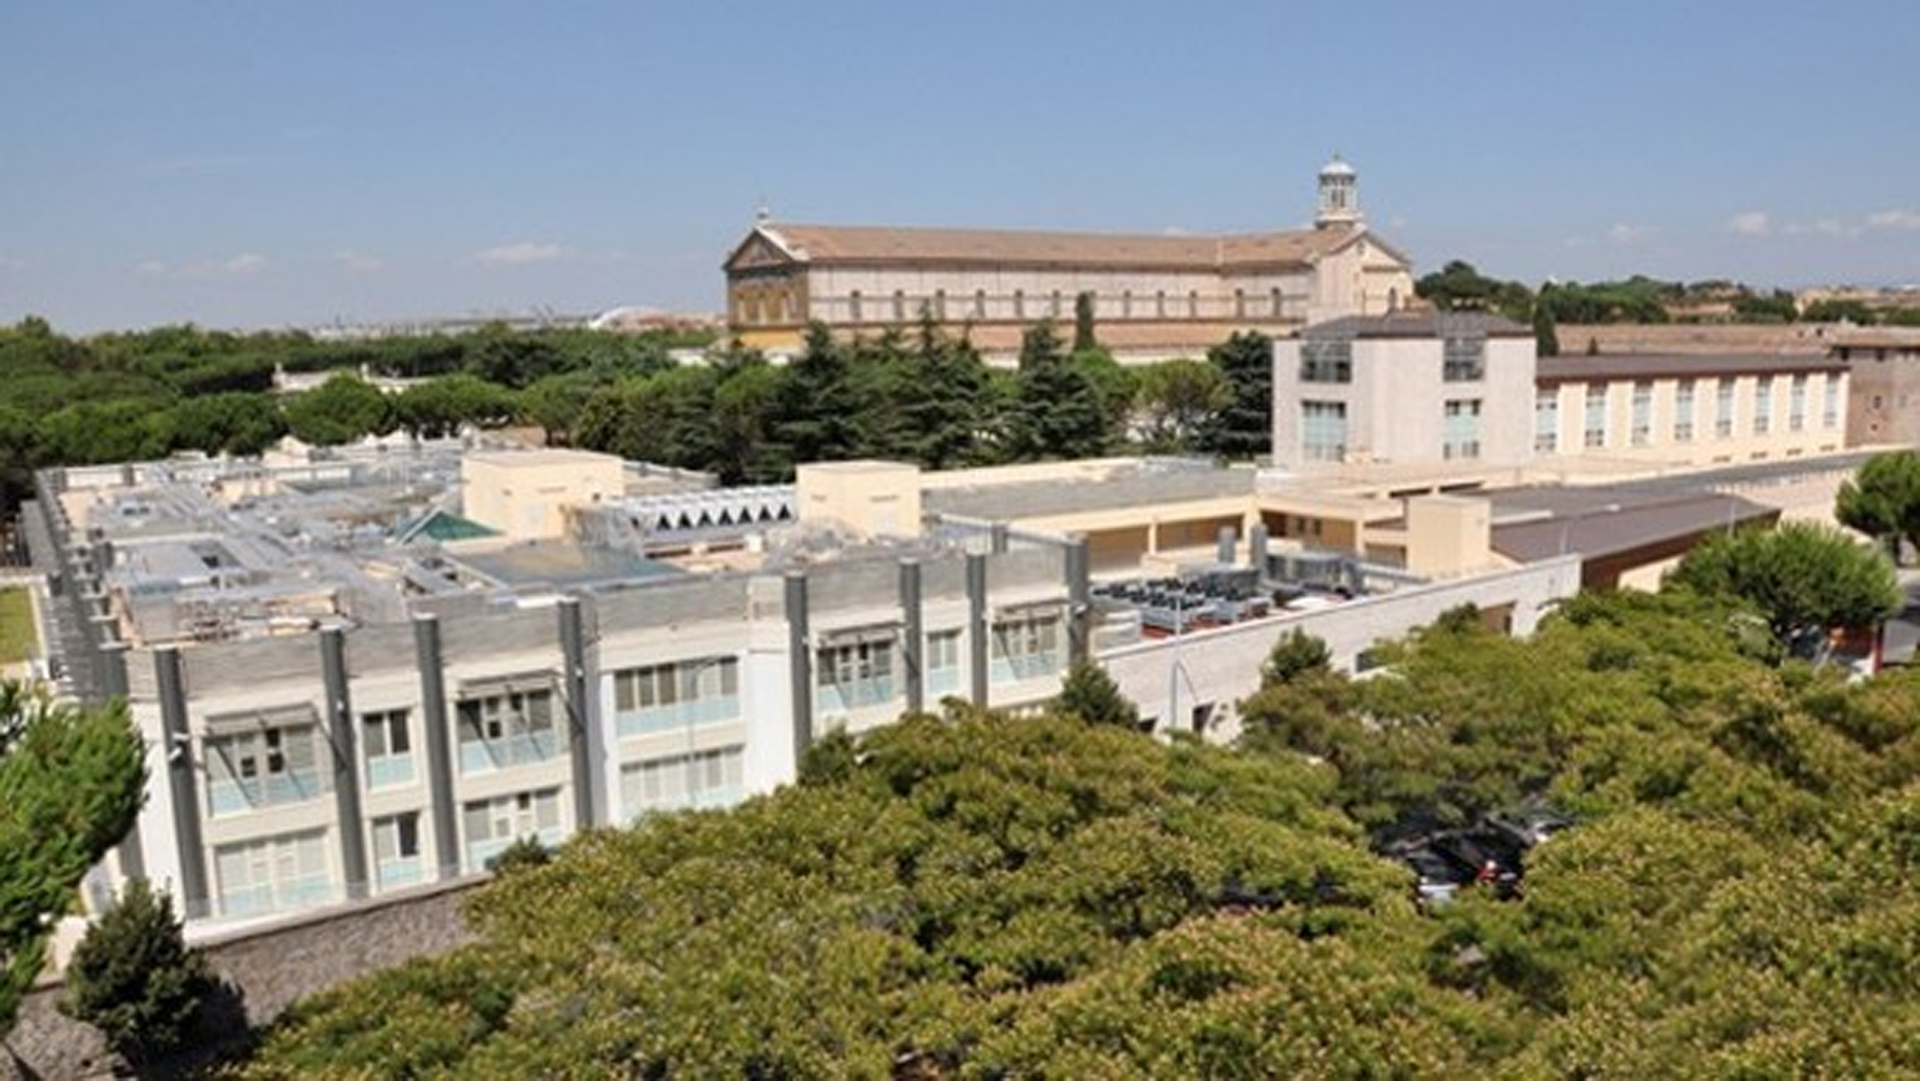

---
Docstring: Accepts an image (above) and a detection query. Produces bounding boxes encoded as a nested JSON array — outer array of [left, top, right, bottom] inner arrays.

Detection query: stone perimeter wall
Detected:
[[4, 879, 478, 1080]]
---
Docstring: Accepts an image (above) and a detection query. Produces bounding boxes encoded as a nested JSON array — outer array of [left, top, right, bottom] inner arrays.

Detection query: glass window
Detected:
[[927, 630, 962, 696], [456, 687, 559, 774], [1534, 388, 1559, 454], [214, 829, 334, 918], [1674, 380, 1695, 442], [207, 724, 329, 816], [619, 746, 745, 819], [361, 708, 414, 790], [1301, 400, 1348, 462], [613, 657, 740, 738], [1789, 374, 1807, 432], [848, 290, 863, 322], [1631, 382, 1653, 446], [1443, 399, 1483, 460], [1754, 378, 1773, 434], [1299, 338, 1352, 383], [991, 613, 1062, 684], [1584, 385, 1608, 448], [1443, 336, 1486, 382], [1717, 377, 1736, 437], [371, 813, 423, 892], [461, 788, 563, 872], [816, 638, 898, 713], [1824, 373, 1842, 428]]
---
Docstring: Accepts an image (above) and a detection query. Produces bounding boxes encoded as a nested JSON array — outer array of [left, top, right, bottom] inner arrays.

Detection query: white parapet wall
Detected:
[[1097, 555, 1583, 741]]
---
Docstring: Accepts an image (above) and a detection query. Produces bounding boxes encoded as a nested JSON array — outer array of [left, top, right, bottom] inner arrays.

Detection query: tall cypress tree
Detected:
[[1200, 331, 1274, 460]]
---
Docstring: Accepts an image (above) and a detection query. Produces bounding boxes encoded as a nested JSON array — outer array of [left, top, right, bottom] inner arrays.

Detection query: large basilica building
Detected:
[[722, 159, 1415, 359]]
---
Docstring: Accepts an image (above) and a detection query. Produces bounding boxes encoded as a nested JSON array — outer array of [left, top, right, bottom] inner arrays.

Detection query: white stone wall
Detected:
[[1099, 556, 1583, 740]]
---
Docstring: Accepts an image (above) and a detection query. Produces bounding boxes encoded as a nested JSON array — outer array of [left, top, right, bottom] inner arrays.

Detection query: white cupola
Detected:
[[1315, 155, 1362, 230]]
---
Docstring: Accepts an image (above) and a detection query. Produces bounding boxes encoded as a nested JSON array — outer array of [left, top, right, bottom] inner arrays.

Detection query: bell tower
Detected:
[[1315, 155, 1362, 230]]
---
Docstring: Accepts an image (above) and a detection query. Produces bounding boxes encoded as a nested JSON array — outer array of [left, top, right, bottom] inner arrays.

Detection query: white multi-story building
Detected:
[[29, 448, 1085, 930], [1273, 315, 1850, 472]]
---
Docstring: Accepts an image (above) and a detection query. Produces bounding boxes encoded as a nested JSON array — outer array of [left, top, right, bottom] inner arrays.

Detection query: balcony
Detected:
[[375, 856, 425, 892], [464, 825, 566, 873], [816, 676, 897, 715], [366, 752, 416, 791], [217, 873, 338, 919], [458, 731, 561, 775], [208, 769, 327, 817], [991, 653, 1060, 685], [615, 694, 740, 739]]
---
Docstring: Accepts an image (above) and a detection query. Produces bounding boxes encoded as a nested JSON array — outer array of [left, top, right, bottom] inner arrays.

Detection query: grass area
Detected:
[[0, 587, 38, 665]]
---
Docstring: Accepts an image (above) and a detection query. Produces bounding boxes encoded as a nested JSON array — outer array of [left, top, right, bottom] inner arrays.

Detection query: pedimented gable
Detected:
[[1315, 228, 1411, 270], [724, 228, 803, 272]]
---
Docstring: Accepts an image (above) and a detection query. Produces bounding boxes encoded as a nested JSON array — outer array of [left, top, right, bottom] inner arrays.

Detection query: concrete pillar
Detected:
[[154, 648, 209, 918], [557, 597, 599, 829], [967, 551, 990, 706], [1249, 522, 1270, 577], [1216, 525, 1236, 565], [989, 523, 1010, 554], [785, 572, 812, 770], [320, 628, 368, 900], [412, 615, 460, 879], [1066, 535, 1092, 667], [899, 560, 924, 715]]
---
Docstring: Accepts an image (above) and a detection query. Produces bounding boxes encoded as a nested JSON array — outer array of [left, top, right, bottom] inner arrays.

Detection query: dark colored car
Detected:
[[1484, 806, 1575, 850], [1387, 840, 1476, 909]]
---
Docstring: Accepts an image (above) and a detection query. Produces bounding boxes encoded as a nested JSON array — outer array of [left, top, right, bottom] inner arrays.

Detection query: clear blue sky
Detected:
[[3, 1, 1917, 333]]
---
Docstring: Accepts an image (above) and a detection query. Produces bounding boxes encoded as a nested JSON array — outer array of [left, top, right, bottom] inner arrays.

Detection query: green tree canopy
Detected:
[[60, 878, 215, 1066], [1055, 659, 1141, 729], [1133, 359, 1229, 454], [232, 589, 1920, 1077], [1199, 332, 1273, 460], [1, 686, 146, 1036], [1837, 449, 1920, 559], [1666, 521, 1902, 657], [283, 373, 396, 446]]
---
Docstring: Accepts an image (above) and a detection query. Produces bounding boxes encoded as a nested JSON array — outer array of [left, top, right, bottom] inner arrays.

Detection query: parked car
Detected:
[[1387, 840, 1475, 910], [1483, 805, 1575, 850], [1430, 829, 1524, 899]]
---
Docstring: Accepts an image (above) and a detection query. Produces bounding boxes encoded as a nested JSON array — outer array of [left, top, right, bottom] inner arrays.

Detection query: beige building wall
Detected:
[[461, 450, 624, 542], [1273, 329, 1533, 470], [1534, 370, 1848, 469], [1305, 237, 1415, 323], [795, 461, 924, 539]]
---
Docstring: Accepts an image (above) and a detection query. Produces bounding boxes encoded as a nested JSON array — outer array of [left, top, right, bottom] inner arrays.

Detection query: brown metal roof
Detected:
[[758, 223, 1357, 271], [1490, 488, 1776, 564], [1536, 353, 1849, 384]]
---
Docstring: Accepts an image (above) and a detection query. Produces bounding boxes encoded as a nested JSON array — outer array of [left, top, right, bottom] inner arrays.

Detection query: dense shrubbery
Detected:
[[232, 589, 1920, 1077]]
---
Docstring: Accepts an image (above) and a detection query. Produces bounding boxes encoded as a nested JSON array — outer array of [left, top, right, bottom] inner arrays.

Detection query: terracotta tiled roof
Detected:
[[761, 223, 1357, 271]]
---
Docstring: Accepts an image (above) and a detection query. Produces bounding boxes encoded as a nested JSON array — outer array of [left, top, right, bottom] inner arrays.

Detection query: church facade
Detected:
[[722, 159, 1415, 359]]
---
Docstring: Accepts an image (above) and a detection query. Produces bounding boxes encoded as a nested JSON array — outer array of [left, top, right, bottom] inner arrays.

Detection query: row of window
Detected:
[[814, 620, 1061, 715], [1299, 399, 1485, 462], [1535, 373, 1842, 453], [214, 743, 755, 920], [741, 286, 1309, 327], [204, 620, 1066, 818], [1297, 336, 1486, 385]]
